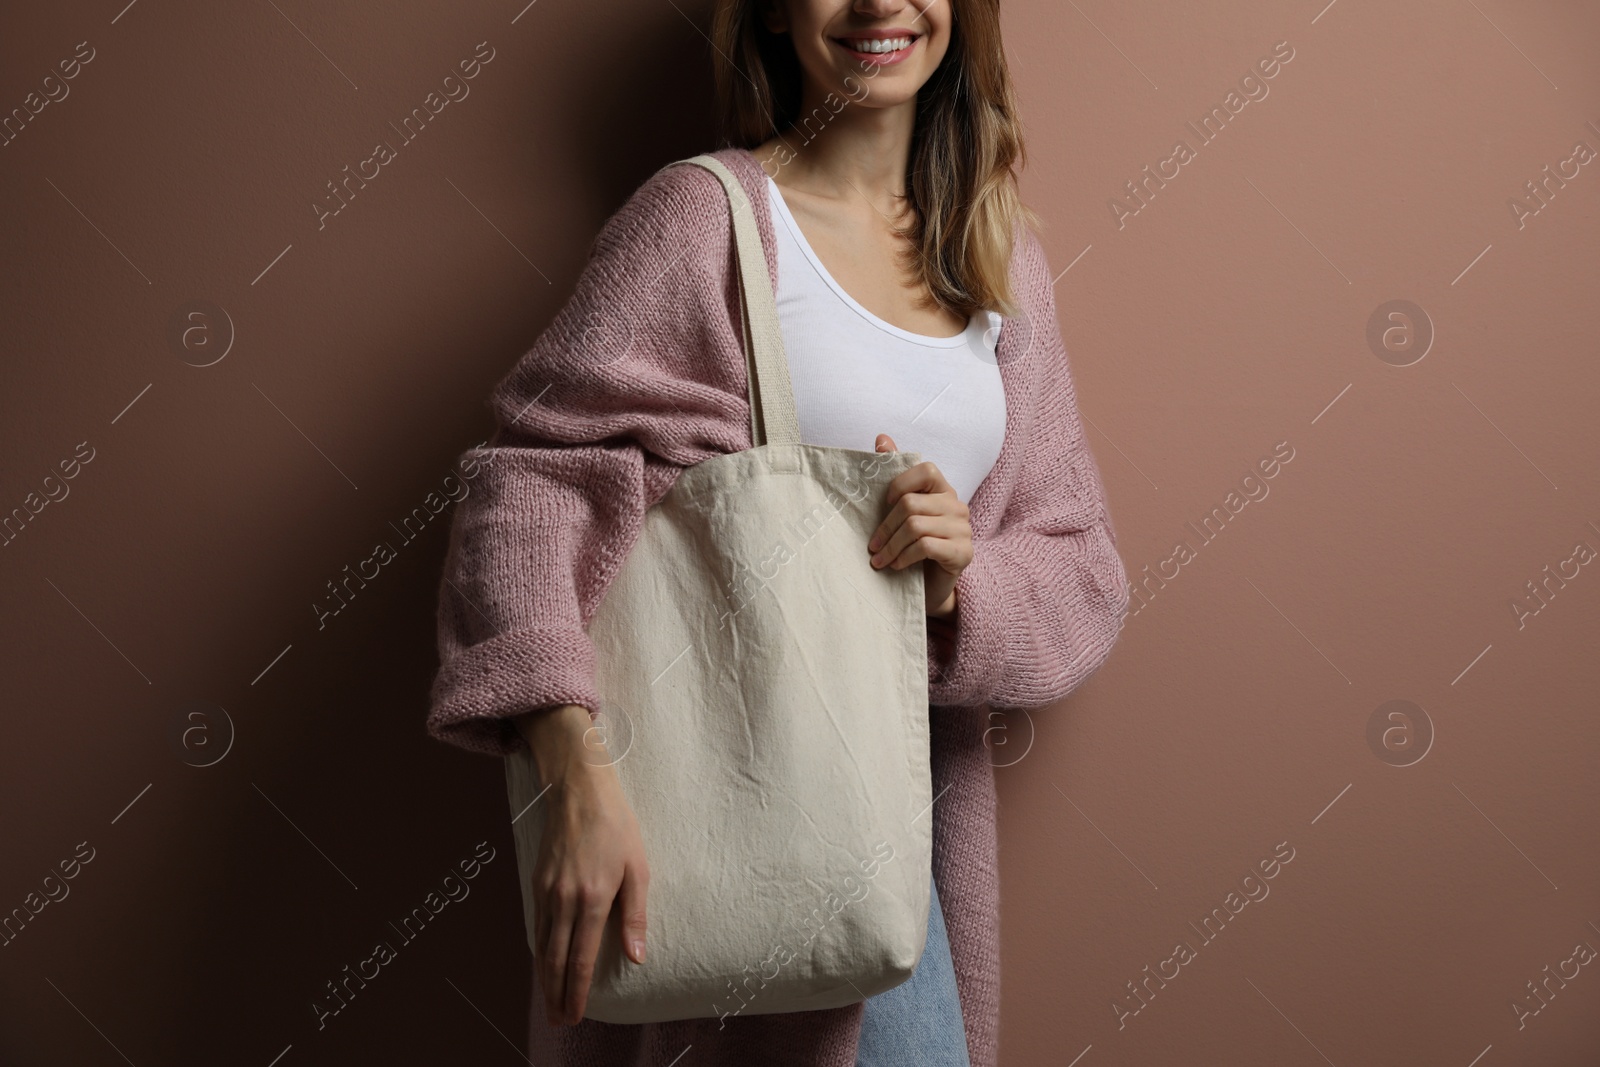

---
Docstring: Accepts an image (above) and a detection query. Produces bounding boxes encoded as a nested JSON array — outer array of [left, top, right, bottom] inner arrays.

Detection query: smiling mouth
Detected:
[[831, 34, 921, 57]]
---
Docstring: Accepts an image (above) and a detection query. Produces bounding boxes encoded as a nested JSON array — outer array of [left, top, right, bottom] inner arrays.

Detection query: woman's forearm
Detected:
[[511, 701, 650, 1024]]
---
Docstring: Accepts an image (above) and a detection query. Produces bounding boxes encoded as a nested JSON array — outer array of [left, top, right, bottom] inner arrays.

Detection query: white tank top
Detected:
[[765, 174, 1008, 506]]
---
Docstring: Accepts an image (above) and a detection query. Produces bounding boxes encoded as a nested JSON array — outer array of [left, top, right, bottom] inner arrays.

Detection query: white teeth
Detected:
[[846, 36, 913, 54]]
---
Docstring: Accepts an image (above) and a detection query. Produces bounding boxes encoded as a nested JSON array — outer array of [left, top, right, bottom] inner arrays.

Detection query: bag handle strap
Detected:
[[674, 154, 801, 448]]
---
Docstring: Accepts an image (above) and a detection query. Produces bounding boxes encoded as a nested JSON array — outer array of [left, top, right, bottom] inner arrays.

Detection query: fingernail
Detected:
[[631, 938, 646, 962]]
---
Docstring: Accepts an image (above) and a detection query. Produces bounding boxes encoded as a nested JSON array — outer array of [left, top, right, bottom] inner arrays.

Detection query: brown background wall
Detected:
[[1, 1, 1596, 1065]]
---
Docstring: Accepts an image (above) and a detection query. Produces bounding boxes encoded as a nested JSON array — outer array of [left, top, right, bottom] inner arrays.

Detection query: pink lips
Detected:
[[830, 33, 920, 67]]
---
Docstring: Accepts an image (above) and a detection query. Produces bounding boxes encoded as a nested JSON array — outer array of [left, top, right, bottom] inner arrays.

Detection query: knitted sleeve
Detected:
[[927, 229, 1131, 710], [426, 161, 752, 757]]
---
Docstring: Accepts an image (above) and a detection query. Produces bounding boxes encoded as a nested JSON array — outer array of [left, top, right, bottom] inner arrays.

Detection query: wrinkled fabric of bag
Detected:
[[506, 443, 933, 1023]]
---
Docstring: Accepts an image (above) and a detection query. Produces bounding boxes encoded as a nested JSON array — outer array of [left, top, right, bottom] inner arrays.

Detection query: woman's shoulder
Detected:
[[483, 149, 765, 445], [1007, 219, 1051, 305], [589, 147, 761, 265], [991, 219, 1083, 386]]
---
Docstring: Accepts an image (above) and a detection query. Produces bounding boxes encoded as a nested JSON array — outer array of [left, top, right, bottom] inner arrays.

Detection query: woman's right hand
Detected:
[[514, 703, 650, 1027]]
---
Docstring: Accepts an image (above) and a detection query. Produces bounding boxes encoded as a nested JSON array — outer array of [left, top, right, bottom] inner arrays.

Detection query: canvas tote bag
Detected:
[[504, 154, 934, 1025]]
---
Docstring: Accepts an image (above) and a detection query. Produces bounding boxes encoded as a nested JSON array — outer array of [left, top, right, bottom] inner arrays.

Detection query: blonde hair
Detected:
[[711, 0, 1041, 319]]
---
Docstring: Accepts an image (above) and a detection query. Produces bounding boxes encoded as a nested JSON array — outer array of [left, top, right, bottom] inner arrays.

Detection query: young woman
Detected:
[[426, 1, 1130, 1065]]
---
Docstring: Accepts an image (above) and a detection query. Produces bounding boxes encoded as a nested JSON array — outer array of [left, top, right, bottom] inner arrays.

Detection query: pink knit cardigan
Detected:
[[427, 145, 1130, 1067]]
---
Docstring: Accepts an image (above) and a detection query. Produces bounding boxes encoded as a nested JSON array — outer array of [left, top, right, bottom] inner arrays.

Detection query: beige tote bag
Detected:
[[504, 154, 933, 1025]]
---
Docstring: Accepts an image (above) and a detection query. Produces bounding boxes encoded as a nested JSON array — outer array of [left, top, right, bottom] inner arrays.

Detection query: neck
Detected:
[[764, 88, 917, 203]]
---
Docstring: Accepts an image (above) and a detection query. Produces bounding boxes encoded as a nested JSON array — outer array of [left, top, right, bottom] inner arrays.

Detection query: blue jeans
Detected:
[[855, 874, 971, 1067]]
